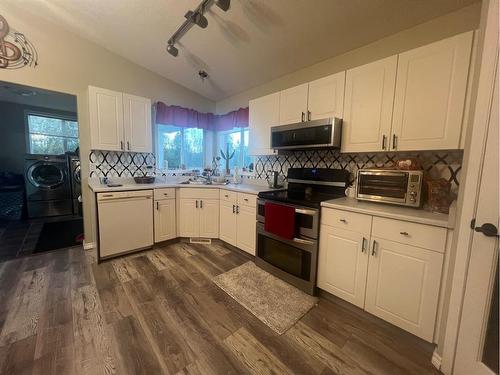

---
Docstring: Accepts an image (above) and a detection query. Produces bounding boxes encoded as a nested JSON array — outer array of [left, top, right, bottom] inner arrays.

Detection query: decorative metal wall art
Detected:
[[0, 14, 38, 69]]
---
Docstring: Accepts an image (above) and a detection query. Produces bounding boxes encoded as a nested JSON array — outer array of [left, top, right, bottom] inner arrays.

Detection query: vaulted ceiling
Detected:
[[6, 0, 479, 101]]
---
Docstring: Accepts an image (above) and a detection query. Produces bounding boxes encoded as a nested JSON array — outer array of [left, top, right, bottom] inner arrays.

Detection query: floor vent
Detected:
[[189, 238, 212, 244]]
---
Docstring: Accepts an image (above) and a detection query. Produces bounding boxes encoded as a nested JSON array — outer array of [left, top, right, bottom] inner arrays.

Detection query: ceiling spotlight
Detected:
[[215, 0, 230, 12], [185, 10, 208, 29], [166, 43, 178, 57]]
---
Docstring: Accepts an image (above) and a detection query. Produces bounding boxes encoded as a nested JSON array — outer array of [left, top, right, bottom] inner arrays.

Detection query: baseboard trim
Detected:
[[83, 242, 96, 250], [431, 349, 442, 370]]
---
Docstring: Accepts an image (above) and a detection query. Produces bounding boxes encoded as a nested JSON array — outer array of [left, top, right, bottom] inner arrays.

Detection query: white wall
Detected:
[[215, 3, 481, 113], [0, 3, 215, 244]]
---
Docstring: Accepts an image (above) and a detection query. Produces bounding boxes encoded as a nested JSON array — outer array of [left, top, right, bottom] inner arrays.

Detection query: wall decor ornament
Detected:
[[0, 14, 38, 69]]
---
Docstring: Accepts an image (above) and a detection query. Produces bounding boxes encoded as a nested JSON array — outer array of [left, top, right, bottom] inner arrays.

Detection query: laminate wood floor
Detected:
[[0, 241, 441, 374]]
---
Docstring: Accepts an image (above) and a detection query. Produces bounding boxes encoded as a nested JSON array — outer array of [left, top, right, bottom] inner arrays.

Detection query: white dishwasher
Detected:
[[97, 190, 153, 259]]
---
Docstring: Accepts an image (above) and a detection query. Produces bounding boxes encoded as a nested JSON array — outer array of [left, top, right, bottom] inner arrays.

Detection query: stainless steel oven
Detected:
[[356, 169, 423, 207], [256, 198, 319, 295]]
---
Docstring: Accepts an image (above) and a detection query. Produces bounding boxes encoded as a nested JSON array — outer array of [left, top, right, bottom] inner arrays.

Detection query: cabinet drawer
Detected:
[[178, 188, 219, 200], [372, 217, 446, 252], [237, 192, 257, 208], [321, 208, 372, 235], [220, 190, 237, 203], [154, 188, 176, 200]]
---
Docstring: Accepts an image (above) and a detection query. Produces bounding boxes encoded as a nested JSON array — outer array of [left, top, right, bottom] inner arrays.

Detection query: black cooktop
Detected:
[[258, 189, 345, 208], [258, 168, 350, 208]]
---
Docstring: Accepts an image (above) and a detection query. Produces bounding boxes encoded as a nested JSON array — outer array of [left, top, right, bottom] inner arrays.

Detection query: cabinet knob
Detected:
[[361, 237, 367, 253], [400, 231, 409, 236], [301, 112, 305, 122], [392, 134, 397, 149], [244, 198, 248, 202], [307, 111, 311, 121], [382, 134, 387, 150], [371, 240, 377, 256], [339, 219, 347, 223]]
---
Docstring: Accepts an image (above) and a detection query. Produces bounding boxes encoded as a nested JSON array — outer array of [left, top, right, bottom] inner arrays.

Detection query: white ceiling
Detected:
[[7, 0, 479, 101]]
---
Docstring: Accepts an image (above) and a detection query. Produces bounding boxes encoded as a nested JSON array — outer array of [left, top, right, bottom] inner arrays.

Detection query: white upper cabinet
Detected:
[[89, 86, 124, 152], [89, 86, 152, 153], [123, 94, 152, 153], [248, 92, 280, 156], [279, 83, 309, 125], [308, 72, 345, 120], [342, 56, 398, 153], [391, 32, 473, 151]]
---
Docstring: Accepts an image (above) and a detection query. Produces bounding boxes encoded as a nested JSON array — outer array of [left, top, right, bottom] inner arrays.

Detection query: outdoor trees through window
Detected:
[[27, 113, 79, 155], [156, 124, 204, 170]]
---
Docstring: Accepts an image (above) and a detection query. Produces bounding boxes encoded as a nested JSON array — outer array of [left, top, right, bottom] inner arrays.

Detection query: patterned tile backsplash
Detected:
[[89, 151, 155, 177], [253, 150, 463, 191], [89, 149, 463, 191]]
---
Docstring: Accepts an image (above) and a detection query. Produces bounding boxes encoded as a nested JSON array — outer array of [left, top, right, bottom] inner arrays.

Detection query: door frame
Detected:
[[438, 0, 499, 373]]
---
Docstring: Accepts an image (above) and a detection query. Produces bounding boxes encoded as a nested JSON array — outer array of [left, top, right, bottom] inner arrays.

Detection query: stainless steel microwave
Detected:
[[270, 117, 342, 150], [356, 169, 423, 208]]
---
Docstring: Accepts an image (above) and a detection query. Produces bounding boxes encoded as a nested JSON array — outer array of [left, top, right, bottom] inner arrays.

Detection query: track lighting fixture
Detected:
[[166, 0, 231, 58], [166, 43, 178, 57], [215, 0, 231, 12]]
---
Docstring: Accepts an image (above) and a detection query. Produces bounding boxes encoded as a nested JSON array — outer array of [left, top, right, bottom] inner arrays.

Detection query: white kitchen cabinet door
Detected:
[[248, 92, 280, 155], [219, 200, 237, 246], [236, 205, 256, 255], [199, 199, 220, 238], [391, 32, 473, 151], [123, 93, 152, 153], [308, 72, 345, 120], [279, 83, 309, 125], [154, 199, 176, 242], [317, 225, 369, 308], [342, 56, 397, 153], [178, 199, 199, 237], [365, 237, 444, 341], [89, 86, 124, 151]]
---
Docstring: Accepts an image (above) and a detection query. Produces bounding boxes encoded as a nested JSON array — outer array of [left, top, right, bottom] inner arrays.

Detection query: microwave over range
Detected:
[[270, 117, 342, 150], [356, 169, 424, 208]]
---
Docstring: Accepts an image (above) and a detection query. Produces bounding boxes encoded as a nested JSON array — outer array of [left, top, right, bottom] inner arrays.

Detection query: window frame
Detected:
[[217, 127, 251, 170], [24, 110, 79, 155], [155, 124, 206, 171]]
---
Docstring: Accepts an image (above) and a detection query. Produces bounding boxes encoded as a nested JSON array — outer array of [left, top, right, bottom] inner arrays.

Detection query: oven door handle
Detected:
[[294, 208, 317, 216], [292, 237, 315, 245]]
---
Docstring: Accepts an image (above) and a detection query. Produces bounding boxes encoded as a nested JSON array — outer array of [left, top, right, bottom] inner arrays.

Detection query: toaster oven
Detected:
[[356, 169, 423, 207]]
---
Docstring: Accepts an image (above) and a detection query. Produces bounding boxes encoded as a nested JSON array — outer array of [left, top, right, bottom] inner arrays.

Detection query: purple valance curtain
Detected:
[[155, 102, 248, 132]]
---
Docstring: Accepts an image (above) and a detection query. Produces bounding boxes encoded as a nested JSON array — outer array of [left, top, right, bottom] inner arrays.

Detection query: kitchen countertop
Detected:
[[321, 197, 455, 228], [88, 177, 278, 195]]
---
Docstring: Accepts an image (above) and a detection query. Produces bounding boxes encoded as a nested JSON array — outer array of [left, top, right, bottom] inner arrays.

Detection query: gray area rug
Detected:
[[213, 261, 318, 334]]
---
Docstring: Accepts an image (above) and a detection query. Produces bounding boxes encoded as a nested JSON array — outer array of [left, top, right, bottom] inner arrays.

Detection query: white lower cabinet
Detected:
[[154, 199, 176, 242], [364, 237, 443, 341], [178, 189, 220, 239], [318, 208, 445, 341], [318, 225, 369, 308], [236, 204, 256, 255], [219, 191, 256, 255]]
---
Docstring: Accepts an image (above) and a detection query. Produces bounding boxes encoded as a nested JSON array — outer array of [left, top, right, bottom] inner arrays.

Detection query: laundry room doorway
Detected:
[[0, 80, 83, 262]]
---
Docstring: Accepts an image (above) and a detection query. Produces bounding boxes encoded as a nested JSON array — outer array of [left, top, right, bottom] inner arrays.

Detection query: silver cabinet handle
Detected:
[[200, 200, 203, 209], [156, 201, 159, 210], [127, 141, 130, 150], [163, 193, 168, 196], [301, 111, 305, 122], [120, 141, 124, 150], [236, 205, 240, 214], [371, 240, 377, 256], [307, 110, 311, 121], [400, 231, 409, 236], [196, 200, 198, 208], [232, 204, 235, 213], [361, 237, 367, 253], [392, 134, 397, 149], [339, 219, 347, 224], [382, 134, 387, 150], [225, 194, 229, 198], [244, 198, 248, 202]]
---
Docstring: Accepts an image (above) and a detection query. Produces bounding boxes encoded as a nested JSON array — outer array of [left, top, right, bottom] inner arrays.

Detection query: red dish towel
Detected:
[[264, 202, 296, 239]]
